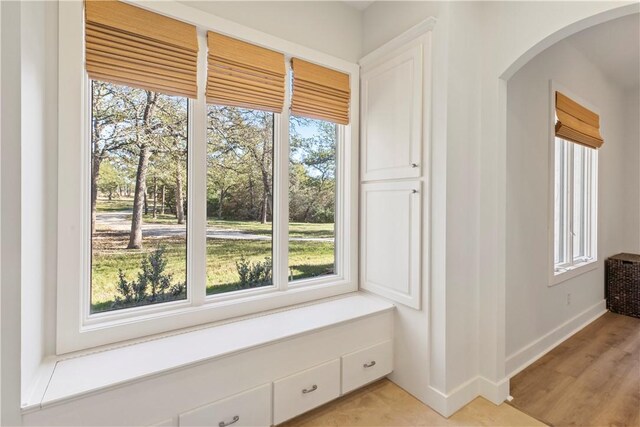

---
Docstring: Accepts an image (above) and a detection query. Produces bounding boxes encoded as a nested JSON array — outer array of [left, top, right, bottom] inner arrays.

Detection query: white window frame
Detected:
[[57, 0, 359, 354], [548, 81, 598, 286]]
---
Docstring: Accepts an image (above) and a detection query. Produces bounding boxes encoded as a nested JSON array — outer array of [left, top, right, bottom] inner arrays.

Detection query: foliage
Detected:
[[97, 161, 125, 200], [289, 116, 337, 223], [110, 246, 186, 311], [235, 256, 272, 289]]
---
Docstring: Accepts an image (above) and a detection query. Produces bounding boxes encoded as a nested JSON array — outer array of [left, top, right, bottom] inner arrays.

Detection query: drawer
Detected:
[[341, 340, 393, 393], [273, 359, 340, 424], [179, 383, 271, 427]]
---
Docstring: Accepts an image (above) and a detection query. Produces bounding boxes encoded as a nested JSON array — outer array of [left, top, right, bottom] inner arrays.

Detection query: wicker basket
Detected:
[[605, 253, 640, 318]]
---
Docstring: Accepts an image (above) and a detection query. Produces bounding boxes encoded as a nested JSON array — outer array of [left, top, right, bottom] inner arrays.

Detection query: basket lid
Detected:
[[608, 253, 640, 262]]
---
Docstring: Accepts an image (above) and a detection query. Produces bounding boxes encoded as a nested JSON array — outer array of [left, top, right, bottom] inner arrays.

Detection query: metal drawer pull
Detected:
[[363, 361, 377, 368], [412, 189, 419, 194], [302, 384, 318, 394], [412, 163, 419, 168], [218, 416, 239, 427]]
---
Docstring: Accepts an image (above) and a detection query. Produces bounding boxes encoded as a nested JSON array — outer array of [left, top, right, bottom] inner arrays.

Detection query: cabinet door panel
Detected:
[[361, 42, 423, 181], [273, 359, 340, 425], [342, 340, 393, 393], [361, 181, 421, 309], [179, 384, 271, 427]]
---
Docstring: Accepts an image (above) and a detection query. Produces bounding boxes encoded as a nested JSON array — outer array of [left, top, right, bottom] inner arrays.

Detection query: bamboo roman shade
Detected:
[[555, 91, 604, 149], [206, 32, 286, 113], [291, 58, 350, 125], [85, 0, 198, 98]]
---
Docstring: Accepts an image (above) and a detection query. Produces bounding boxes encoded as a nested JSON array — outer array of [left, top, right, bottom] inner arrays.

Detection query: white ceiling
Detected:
[[566, 13, 640, 90], [342, 1, 375, 11]]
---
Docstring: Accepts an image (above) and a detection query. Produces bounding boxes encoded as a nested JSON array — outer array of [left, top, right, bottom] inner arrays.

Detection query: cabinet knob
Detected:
[[411, 163, 419, 168], [363, 361, 377, 368], [302, 384, 318, 394], [412, 189, 418, 194], [218, 415, 239, 427]]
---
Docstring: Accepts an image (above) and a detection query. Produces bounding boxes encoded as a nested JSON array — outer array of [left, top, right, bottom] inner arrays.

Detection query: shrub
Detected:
[[235, 256, 272, 289], [112, 246, 186, 310]]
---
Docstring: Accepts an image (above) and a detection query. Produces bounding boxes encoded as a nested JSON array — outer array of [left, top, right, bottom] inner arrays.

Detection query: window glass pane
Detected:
[[554, 137, 567, 266], [206, 106, 274, 295], [91, 80, 188, 313], [289, 116, 337, 282], [572, 144, 586, 260]]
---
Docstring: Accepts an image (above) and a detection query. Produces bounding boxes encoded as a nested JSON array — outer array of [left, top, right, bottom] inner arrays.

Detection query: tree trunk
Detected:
[[218, 188, 225, 219], [261, 193, 268, 224], [152, 176, 157, 219], [161, 185, 165, 215], [144, 191, 148, 215], [127, 91, 157, 249], [90, 156, 102, 235], [128, 145, 151, 249], [175, 164, 185, 224]]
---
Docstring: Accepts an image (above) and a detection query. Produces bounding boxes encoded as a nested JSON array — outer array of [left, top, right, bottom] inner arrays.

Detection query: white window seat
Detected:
[[23, 293, 394, 413]]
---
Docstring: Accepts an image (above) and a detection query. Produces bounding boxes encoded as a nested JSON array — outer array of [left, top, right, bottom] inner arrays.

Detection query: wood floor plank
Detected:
[[282, 379, 544, 426], [510, 312, 640, 427]]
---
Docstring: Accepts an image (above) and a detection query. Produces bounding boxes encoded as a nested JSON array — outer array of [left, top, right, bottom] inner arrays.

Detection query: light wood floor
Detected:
[[282, 379, 545, 426], [509, 311, 640, 427]]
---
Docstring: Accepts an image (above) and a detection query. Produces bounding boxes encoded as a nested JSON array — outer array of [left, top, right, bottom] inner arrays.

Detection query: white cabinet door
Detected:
[[361, 181, 421, 309], [341, 340, 393, 394], [361, 41, 423, 181], [179, 384, 271, 427], [273, 359, 340, 425]]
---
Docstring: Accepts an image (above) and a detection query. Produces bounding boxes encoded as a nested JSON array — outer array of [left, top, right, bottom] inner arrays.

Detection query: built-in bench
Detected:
[[23, 293, 394, 426]]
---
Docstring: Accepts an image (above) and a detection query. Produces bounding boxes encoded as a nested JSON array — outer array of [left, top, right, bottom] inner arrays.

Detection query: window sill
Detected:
[[22, 292, 394, 413], [550, 259, 598, 286]]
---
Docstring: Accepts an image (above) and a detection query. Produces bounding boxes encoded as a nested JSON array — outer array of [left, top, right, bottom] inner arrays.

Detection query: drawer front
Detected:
[[179, 384, 271, 427], [342, 340, 393, 393], [273, 359, 340, 424]]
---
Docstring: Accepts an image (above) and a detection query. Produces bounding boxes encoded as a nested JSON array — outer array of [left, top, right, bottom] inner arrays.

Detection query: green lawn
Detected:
[[92, 198, 335, 312], [91, 226, 334, 313], [96, 198, 134, 212]]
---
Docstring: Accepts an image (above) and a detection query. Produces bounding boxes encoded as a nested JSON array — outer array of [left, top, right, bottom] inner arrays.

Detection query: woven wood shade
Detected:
[[207, 32, 285, 113], [291, 58, 350, 125], [85, 0, 198, 98], [555, 91, 604, 149]]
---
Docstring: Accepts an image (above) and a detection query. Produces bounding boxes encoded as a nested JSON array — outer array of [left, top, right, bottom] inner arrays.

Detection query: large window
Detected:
[[553, 137, 597, 275], [58, 0, 357, 354]]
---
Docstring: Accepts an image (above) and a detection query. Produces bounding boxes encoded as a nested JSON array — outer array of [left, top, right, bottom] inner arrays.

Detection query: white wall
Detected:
[[363, 0, 637, 415], [506, 33, 640, 373], [19, 1, 59, 402], [179, 1, 362, 62], [1, 2, 23, 424], [625, 92, 640, 247]]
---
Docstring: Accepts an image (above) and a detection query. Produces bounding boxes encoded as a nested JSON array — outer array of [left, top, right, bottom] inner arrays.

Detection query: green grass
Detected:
[[96, 198, 133, 212], [92, 198, 335, 311], [91, 232, 334, 311]]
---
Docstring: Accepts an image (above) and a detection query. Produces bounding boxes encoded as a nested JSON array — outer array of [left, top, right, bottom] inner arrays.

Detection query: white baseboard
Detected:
[[505, 299, 606, 378], [422, 375, 510, 417]]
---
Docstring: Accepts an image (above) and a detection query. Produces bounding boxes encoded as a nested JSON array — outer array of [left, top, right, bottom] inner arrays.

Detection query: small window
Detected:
[[553, 137, 597, 275]]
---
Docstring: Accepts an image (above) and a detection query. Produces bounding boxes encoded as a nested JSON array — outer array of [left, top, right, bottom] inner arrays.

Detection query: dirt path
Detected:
[[95, 211, 333, 242]]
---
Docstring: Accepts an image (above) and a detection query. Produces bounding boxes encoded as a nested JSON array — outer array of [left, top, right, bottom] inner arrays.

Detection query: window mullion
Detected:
[[190, 31, 208, 306], [273, 60, 291, 291]]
